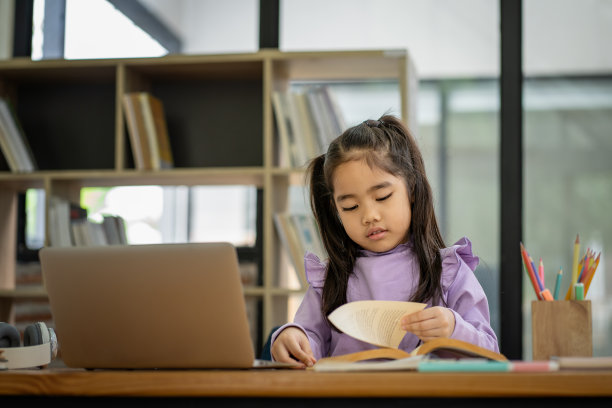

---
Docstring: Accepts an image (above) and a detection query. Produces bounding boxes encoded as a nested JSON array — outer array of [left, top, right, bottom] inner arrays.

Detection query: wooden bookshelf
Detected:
[[0, 50, 415, 354]]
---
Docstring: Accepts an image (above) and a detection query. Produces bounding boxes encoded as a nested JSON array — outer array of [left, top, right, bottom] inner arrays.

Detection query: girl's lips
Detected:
[[367, 229, 387, 240]]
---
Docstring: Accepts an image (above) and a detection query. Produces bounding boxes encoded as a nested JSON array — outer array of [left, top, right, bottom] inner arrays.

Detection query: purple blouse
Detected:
[[271, 237, 499, 360]]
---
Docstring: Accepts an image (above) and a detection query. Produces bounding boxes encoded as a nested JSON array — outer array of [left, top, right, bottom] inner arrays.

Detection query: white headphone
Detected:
[[0, 322, 58, 369]]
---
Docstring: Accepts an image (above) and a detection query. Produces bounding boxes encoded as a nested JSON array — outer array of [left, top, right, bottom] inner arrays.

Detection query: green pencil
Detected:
[[553, 268, 563, 300]]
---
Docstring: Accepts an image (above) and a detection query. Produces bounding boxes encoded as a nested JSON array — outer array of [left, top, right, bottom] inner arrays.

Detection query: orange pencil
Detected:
[[584, 252, 601, 296]]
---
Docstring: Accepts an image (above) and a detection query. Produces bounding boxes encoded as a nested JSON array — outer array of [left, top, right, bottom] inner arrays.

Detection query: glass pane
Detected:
[[24, 189, 45, 250], [523, 78, 612, 358], [33, 0, 258, 60], [189, 186, 257, 246], [524, 0, 612, 358], [81, 185, 256, 247], [33, 0, 167, 60]]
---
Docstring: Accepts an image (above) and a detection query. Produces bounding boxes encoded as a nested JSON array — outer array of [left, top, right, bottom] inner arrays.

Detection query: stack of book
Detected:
[[272, 85, 345, 168], [48, 196, 128, 247], [273, 212, 326, 288], [0, 97, 37, 172], [122, 92, 174, 170]]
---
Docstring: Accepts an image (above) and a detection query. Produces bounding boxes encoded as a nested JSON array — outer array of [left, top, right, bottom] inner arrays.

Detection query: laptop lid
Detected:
[[40, 242, 255, 369]]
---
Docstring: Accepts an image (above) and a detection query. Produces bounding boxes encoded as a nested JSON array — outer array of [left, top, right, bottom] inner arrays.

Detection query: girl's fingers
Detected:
[[286, 337, 316, 367]]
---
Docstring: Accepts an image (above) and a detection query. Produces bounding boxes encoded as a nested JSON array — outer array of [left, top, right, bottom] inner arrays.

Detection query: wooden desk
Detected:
[[1, 368, 611, 406]]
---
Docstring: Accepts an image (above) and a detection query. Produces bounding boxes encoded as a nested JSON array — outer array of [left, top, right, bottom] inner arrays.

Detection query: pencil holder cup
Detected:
[[531, 300, 592, 361]]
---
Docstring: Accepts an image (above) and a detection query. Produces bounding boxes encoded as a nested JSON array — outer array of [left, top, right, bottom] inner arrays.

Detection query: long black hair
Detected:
[[307, 114, 446, 319]]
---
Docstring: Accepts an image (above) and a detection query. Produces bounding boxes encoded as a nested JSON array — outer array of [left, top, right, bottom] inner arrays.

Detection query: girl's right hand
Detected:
[[271, 327, 317, 367]]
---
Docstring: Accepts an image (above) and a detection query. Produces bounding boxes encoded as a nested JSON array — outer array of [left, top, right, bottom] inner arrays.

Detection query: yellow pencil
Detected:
[[571, 234, 580, 299]]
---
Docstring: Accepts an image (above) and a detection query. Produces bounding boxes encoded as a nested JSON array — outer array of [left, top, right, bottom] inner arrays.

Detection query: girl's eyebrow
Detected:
[[335, 181, 392, 202]]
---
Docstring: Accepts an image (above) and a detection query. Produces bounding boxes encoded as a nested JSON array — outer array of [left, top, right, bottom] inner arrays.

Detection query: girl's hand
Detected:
[[271, 327, 317, 367], [400, 306, 456, 341]]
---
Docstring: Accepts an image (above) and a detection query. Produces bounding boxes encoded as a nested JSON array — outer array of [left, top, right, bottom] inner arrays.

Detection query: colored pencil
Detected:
[[553, 268, 563, 300], [584, 252, 601, 296], [540, 288, 554, 301], [520, 243, 542, 300], [530, 256, 544, 293], [571, 234, 580, 299], [538, 258, 545, 289]]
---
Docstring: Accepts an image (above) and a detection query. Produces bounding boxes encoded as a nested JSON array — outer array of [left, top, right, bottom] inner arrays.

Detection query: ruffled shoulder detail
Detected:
[[439, 237, 479, 288], [304, 251, 327, 288]]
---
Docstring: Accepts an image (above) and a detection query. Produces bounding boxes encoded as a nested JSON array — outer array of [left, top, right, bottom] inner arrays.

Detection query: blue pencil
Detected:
[[553, 268, 563, 300], [529, 256, 544, 292]]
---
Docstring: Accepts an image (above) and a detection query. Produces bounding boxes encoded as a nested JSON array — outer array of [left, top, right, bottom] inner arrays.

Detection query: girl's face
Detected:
[[332, 159, 411, 253]]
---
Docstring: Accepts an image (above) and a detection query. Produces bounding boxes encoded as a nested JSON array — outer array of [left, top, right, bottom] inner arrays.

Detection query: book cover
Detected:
[[271, 90, 293, 167], [0, 97, 37, 173], [48, 197, 74, 247], [284, 91, 310, 168], [0, 106, 19, 171], [290, 213, 325, 260], [148, 95, 173, 169], [138, 93, 173, 170], [122, 93, 149, 170], [273, 212, 308, 288]]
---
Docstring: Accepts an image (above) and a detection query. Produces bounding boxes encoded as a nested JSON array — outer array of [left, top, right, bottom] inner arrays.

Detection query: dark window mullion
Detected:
[[500, 0, 523, 360]]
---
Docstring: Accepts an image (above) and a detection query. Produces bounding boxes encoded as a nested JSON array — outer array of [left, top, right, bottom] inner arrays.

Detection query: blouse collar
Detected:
[[358, 239, 413, 257]]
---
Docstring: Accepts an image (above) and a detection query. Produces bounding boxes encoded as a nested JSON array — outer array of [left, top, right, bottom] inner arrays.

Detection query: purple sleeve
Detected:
[[270, 252, 331, 360], [442, 238, 500, 352]]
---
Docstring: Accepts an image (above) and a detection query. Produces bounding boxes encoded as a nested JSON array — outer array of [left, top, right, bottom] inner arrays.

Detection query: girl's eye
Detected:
[[341, 205, 358, 212], [376, 193, 392, 202]]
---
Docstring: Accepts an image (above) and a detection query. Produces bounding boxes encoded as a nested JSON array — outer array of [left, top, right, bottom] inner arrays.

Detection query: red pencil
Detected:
[[520, 242, 542, 300]]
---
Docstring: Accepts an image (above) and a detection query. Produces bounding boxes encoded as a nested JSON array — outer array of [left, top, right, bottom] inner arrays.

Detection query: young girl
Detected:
[[271, 115, 499, 367]]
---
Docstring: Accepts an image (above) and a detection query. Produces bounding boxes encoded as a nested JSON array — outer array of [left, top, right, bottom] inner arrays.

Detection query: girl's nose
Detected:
[[361, 204, 381, 225]]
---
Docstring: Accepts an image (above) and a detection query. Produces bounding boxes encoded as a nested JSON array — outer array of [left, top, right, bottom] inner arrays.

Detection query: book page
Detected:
[[328, 300, 426, 349]]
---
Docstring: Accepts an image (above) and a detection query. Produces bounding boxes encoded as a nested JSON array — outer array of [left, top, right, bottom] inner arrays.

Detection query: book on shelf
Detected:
[[102, 215, 128, 245], [305, 86, 345, 151], [286, 91, 318, 163], [122, 92, 173, 170], [273, 212, 326, 289], [290, 213, 326, 261], [273, 212, 308, 288], [271, 85, 346, 168], [313, 300, 507, 371], [272, 90, 302, 168], [48, 197, 128, 247], [48, 197, 74, 247], [122, 93, 151, 169], [0, 97, 37, 173]]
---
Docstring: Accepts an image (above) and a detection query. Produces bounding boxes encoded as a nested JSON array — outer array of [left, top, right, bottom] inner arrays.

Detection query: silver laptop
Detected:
[[40, 242, 257, 369]]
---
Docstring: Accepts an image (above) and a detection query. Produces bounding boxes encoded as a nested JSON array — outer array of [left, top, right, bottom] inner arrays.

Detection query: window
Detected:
[[81, 186, 257, 247], [523, 0, 612, 358], [281, 0, 501, 340], [32, 0, 168, 60]]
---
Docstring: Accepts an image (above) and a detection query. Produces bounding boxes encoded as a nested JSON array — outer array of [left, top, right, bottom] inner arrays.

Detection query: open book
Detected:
[[313, 300, 506, 371]]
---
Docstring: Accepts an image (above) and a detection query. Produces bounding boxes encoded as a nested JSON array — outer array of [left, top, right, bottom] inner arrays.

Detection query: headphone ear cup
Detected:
[[0, 322, 21, 348], [24, 322, 49, 347]]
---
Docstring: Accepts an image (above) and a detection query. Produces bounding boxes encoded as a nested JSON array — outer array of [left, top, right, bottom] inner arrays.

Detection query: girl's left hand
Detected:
[[400, 306, 456, 341]]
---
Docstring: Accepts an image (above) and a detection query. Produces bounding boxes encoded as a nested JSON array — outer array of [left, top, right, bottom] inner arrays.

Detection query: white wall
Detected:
[[523, 0, 612, 76], [281, 0, 499, 79], [280, 0, 612, 78], [143, 0, 612, 78]]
